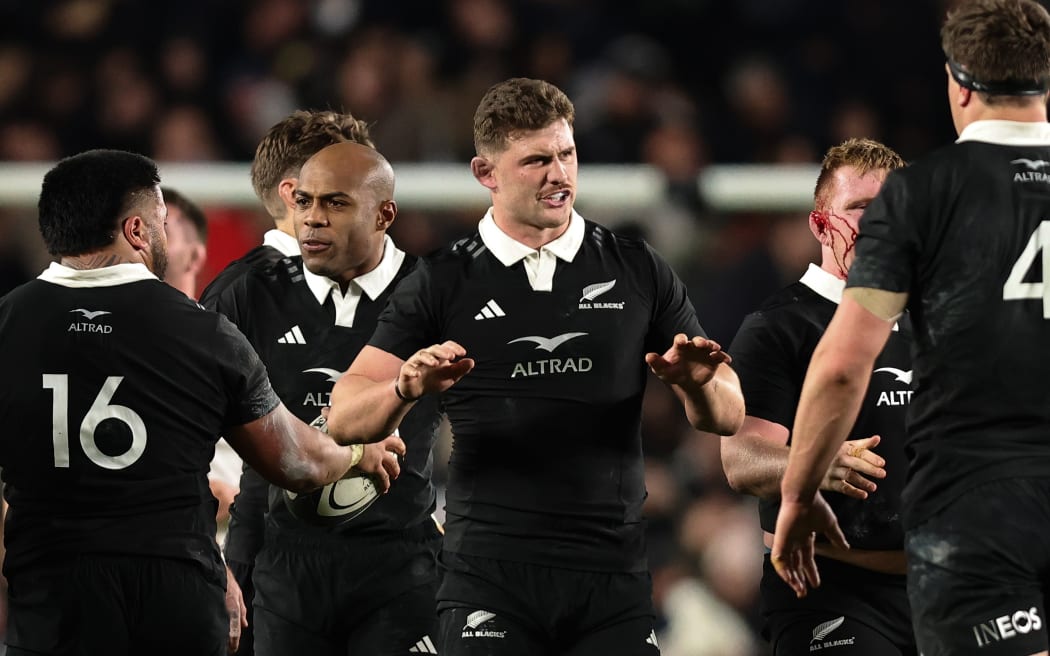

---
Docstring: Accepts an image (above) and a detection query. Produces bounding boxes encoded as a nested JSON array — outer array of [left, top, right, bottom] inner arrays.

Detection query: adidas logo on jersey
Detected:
[[646, 629, 659, 648], [408, 635, 437, 653], [474, 299, 506, 320], [277, 325, 307, 344]]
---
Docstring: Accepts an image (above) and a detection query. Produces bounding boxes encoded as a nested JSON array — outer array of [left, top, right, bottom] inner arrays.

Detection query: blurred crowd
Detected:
[[0, 1, 965, 653]]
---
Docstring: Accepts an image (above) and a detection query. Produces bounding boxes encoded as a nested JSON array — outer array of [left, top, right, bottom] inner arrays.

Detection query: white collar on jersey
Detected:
[[262, 229, 300, 257], [956, 120, 1050, 146], [38, 261, 157, 288], [303, 234, 405, 326], [800, 262, 899, 331], [799, 263, 844, 304], [478, 207, 585, 291]]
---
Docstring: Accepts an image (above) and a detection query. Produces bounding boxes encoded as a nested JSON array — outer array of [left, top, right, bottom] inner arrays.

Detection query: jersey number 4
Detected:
[[42, 374, 147, 470], [1003, 220, 1050, 319]]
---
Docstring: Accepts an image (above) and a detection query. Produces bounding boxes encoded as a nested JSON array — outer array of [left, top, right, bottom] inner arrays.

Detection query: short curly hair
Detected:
[[473, 78, 575, 156], [250, 110, 374, 219]]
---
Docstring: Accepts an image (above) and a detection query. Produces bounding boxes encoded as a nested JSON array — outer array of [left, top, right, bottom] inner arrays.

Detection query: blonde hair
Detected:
[[814, 138, 905, 209]]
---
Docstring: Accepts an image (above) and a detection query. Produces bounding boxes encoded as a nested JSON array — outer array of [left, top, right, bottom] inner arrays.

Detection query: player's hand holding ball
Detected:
[[283, 416, 405, 526], [352, 433, 405, 493]]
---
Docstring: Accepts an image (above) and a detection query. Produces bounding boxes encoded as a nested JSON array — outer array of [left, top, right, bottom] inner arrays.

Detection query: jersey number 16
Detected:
[[42, 374, 147, 470]]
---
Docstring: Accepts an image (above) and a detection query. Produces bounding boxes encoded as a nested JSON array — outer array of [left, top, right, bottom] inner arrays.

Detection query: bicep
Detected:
[[845, 287, 908, 323]]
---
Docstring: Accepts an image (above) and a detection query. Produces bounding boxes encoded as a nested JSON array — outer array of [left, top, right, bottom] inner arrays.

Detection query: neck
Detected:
[[166, 272, 197, 298], [331, 238, 387, 294], [273, 215, 296, 238], [963, 98, 1049, 130], [61, 249, 138, 271], [492, 213, 570, 251], [819, 249, 849, 281]]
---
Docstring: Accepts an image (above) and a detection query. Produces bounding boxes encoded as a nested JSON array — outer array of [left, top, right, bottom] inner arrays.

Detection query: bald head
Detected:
[[301, 141, 394, 203], [294, 141, 399, 289]]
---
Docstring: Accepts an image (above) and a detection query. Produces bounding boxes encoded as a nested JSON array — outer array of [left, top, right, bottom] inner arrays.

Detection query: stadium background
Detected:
[[0, 1, 963, 653]]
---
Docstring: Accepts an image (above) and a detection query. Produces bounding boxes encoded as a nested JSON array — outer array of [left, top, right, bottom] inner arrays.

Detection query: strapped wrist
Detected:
[[393, 379, 420, 403], [348, 443, 364, 469]]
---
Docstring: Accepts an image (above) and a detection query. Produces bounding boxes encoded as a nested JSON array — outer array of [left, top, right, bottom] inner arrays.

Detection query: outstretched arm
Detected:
[[327, 342, 474, 445], [721, 416, 885, 500], [645, 334, 745, 435], [224, 402, 399, 494]]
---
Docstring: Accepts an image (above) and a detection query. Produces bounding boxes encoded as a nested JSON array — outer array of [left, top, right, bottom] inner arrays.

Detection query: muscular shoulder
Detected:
[[200, 247, 299, 311], [733, 282, 832, 355]]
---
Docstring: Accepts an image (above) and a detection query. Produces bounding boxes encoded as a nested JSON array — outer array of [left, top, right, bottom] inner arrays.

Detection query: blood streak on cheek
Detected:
[[818, 210, 857, 280]]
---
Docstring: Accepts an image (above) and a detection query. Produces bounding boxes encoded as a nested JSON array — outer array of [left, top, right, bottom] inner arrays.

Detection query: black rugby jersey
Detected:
[[730, 265, 911, 550], [0, 263, 279, 582], [201, 242, 441, 539], [848, 120, 1050, 528], [199, 243, 287, 562], [369, 212, 704, 572]]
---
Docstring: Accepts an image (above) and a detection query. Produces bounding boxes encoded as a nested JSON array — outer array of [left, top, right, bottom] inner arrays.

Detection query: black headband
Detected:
[[947, 58, 1049, 96]]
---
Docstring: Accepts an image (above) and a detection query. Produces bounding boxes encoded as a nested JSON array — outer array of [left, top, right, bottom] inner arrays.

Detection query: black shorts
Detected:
[[437, 551, 660, 656], [906, 477, 1050, 656], [252, 523, 441, 656], [7, 554, 227, 656], [759, 555, 916, 655]]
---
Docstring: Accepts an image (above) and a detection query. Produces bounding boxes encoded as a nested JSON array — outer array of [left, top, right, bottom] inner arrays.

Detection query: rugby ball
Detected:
[[282, 414, 380, 526]]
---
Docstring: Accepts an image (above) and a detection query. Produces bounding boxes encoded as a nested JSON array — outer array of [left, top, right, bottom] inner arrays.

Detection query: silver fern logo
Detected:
[[461, 609, 507, 640], [811, 617, 845, 643], [465, 611, 496, 630], [579, 279, 624, 310], [580, 279, 616, 301]]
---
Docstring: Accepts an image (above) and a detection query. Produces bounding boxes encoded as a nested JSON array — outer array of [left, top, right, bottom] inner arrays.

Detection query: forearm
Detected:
[[674, 365, 745, 435], [283, 419, 359, 492], [227, 406, 357, 493], [720, 434, 790, 498], [781, 366, 867, 503], [326, 373, 414, 445]]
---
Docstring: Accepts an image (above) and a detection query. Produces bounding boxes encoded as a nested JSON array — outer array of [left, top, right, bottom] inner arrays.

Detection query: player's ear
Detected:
[[377, 200, 397, 230], [945, 63, 973, 109], [122, 215, 148, 251], [188, 241, 207, 275], [471, 156, 497, 190], [278, 178, 297, 210], [808, 211, 829, 245]]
